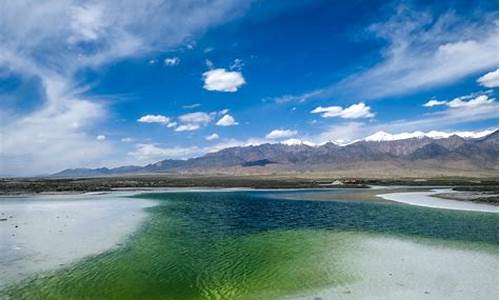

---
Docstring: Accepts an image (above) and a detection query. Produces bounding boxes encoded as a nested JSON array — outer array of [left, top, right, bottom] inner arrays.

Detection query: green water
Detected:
[[1, 191, 498, 299]]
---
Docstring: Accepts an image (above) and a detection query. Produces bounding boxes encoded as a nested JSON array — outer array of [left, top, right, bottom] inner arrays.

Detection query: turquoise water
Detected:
[[1, 190, 498, 299]]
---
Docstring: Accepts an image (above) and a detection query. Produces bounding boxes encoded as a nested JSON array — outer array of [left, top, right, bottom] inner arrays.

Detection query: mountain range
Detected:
[[53, 130, 499, 178]]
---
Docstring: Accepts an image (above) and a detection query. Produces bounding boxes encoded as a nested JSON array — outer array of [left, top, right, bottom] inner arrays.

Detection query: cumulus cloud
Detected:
[[137, 114, 170, 124], [265, 129, 298, 139], [96, 134, 106, 140], [173, 112, 213, 131], [477, 69, 499, 88], [206, 133, 220, 140], [121, 137, 133, 142], [164, 57, 180, 66], [311, 102, 375, 119], [216, 114, 238, 126], [424, 94, 495, 109], [203, 68, 245, 92], [178, 112, 212, 124]]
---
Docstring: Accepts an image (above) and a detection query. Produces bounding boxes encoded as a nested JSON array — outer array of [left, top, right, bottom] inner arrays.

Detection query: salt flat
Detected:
[[377, 189, 498, 213], [0, 192, 154, 286]]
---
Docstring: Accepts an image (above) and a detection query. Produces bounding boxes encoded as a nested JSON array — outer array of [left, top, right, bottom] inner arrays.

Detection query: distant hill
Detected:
[[52, 130, 499, 178]]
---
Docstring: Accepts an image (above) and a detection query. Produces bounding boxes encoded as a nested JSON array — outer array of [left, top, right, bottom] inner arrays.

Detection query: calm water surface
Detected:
[[1, 190, 498, 299]]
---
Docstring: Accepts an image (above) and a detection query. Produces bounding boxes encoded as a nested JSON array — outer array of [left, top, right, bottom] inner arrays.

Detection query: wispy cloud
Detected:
[[330, 5, 498, 99], [0, 0, 251, 175], [182, 103, 201, 109], [264, 89, 323, 104], [128, 144, 203, 162]]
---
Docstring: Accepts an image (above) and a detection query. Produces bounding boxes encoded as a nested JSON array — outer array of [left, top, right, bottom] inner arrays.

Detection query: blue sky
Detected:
[[0, 0, 498, 175]]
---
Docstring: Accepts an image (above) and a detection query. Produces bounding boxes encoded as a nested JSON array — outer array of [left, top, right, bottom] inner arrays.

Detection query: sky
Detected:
[[0, 0, 498, 176]]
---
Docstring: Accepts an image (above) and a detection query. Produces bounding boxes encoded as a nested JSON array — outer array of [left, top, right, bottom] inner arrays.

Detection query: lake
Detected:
[[0, 189, 498, 299]]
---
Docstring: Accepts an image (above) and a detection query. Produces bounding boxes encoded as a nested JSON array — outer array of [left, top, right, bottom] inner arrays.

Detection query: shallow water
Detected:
[[0, 190, 498, 299]]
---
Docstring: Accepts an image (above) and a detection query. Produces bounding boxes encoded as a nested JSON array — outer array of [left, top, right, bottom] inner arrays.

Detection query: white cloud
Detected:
[[216, 114, 238, 126], [164, 57, 180, 66], [423, 100, 447, 107], [127, 138, 249, 163], [308, 102, 498, 144], [178, 112, 212, 124], [121, 137, 133, 142], [0, 1, 251, 175], [477, 69, 499, 88], [68, 3, 106, 43], [128, 144, 202, 162], [206, 133, 220, 140], [219, 108, 230, 115], [203, 68, 245, 92], [303, 91, 498, 144], [447, 95, 494, 108], [265, 129, 298, 139], [174, 124, 200, 132], [137, 114, 170, 124], [311, 106, 343, 116], [169, 112, 213, 131], [424, 94, 495, 109], [332, 6, 498, 100], [96, 134, 106, 141], [311, 102, 375, 119], [0, 79, 112, 176]]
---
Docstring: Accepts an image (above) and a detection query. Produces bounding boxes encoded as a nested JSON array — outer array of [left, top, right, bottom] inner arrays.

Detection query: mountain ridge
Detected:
[[52, 130, 499, 178]]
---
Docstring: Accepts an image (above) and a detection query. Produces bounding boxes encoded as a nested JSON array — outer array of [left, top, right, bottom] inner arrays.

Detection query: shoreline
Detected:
[[1, 176, 497, 196], [377, 189, 499, 213]]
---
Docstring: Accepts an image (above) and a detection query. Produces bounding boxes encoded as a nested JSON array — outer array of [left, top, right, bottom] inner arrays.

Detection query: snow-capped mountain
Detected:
[[364, 129, 497, 142]]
